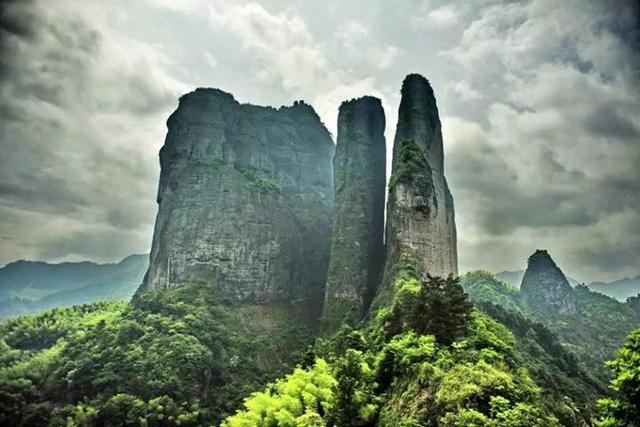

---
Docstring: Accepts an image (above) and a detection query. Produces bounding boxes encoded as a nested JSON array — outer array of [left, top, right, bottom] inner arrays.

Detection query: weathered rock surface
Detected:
[[520, 249, 577, 315], [382, 74, 457, 292], [322, 97, 386, 333], [139, 88, 334, 314]]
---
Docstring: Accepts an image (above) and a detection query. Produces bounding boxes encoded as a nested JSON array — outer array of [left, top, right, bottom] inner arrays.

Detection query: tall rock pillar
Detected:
[[322, 97, 386, 333], [138, 88, 334, 316], [382, 74, 458, 296]]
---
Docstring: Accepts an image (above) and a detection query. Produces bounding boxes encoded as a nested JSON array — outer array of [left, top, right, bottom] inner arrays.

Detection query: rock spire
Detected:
[[520, 249, 577, 315], [322, 96, 386, 333], [382, 74, 458, 294]]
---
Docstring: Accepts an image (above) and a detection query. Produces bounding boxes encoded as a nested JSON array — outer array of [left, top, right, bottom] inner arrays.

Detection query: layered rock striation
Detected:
[[382, 74, 458, 294], [520, 249, 577, 315], [322, 97, 386, 333], [139, 88, 334, 313]]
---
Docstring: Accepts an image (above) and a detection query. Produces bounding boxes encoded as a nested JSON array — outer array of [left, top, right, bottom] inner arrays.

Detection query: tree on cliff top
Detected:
[[385, 268, 473, 345]]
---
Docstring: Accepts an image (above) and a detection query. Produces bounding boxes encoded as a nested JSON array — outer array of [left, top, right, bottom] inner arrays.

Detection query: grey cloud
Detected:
[[587, 104, 639, 140], [0, 0, 39, 77], [0, 0, 638, 282], [34, 226, 151, 261], [0, 0, 181, 266]]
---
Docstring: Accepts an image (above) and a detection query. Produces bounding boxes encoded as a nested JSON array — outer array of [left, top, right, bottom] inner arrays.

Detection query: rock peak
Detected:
[[179, 87, 237, 104], [336, 96, 386, 145], [531, 249, 550, 257], [402, 73, 435, 93], [520, 250, 576, 315], [340, 95, 382, 109], [400, 74, 438, 121], [378, 73, 457, 301]]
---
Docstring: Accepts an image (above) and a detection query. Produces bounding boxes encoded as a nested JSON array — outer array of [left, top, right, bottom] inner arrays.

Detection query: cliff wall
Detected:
[[140, 88, 334, 315]]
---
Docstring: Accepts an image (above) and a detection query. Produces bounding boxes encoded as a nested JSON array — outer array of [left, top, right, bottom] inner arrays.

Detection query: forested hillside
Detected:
[[0, 282, 315, 425], [5, 258, 635, 426], [461, 271, 638, 381]]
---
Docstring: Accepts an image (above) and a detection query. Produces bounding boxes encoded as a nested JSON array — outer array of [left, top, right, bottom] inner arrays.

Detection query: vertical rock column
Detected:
[[381, 74, 458, 298], [322, 97, 386, 333]]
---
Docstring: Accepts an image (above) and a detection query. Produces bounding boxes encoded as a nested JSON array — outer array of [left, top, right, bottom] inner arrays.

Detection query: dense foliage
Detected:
[[384, 270, 473, 345], [461, 271, 638, 381], [2, 265, 637, 425], [223, 259, 574, 426], [597, 326, 640, 426], [0, 283, 315, 426]]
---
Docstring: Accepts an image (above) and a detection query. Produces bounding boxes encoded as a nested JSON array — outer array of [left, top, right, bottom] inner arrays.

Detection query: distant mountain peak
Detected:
[[520, 249, 577, 315]]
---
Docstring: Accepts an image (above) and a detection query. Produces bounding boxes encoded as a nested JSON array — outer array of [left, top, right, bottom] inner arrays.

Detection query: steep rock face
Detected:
[[382, 74, 457, 293], [520, 250, 577, 315], [322, 97, 386, 333], [139, 88, 334, 314]]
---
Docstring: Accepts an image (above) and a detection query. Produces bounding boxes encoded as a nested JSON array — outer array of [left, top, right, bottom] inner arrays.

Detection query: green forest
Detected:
[[1, 259, 639, 426]]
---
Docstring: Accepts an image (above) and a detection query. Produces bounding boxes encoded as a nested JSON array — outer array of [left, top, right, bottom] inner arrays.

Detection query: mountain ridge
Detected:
[[0, 254, 148, 319]]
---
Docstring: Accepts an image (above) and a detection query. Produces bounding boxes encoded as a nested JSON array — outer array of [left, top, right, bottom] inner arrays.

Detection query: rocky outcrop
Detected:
[[321, 97, 386, 333], [381, 74, 457, 293], [139, 88, 334, 315], [520, 250, 577, 315]]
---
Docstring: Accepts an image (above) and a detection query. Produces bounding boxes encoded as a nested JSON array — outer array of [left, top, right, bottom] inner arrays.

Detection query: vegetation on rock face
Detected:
[[236, 164, 281, 194], [388, 139, 432, 195], [0, 283, 315, 426], [597, 326, 640, 427], [222, 257, 578, 426]]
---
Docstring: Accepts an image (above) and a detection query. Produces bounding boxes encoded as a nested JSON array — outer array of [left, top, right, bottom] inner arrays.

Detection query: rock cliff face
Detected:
[[139, 88, 334, 314], [382, 74, 457, 291], [321, 97, 386, 333], [520, 250, 577, 315]]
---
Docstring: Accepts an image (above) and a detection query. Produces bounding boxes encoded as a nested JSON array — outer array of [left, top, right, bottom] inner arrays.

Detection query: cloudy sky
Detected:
[[0, 0, 638, 282]]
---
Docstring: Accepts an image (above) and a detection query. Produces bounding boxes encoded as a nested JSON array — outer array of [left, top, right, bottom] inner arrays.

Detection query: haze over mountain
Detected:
[[0, 254, 148, 319], [588, 276, 640, 302], [464, 249, 639, 381]]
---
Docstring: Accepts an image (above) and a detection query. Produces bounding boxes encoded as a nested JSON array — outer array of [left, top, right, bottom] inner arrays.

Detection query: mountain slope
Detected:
[[462, 266, 638, 381]]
